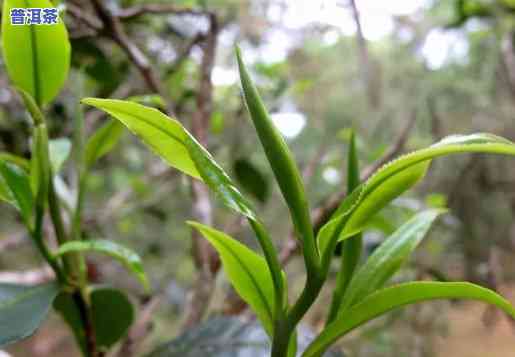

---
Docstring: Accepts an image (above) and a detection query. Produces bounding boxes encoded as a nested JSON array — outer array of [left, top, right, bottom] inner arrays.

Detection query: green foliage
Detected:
[[236, 48, 317, 276], [1, 0, 70, 105], [86, 58, 515, 356], [233, 158, 270, 203], [0, 161, 34, 226], [84, 119, 125, 169], [188, 222, 283, 336], [303, 282, 515, 356], [54, 287, 134, 353], [0, 283, 59, 347], [337, 209, 444, 314], [81, 98, 201, 179], [55, 240, 149, 291]]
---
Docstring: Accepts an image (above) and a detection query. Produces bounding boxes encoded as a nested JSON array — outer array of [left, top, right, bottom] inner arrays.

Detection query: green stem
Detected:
[[32, 205, 65, 283], [249, 220, 285, 316], [271, 274, 325, 357]]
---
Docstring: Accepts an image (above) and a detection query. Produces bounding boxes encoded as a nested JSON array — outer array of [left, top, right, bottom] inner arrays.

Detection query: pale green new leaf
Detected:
[[1, 0, 70, 105], [302, 282, 515, 357], [236, 48, 315, 263], [319, 133, 515, 261], [84, 119, 125, 169], [0, 282, 59, 347], [55, 240, 149, 292], [81, 98, 200, 179], [188, 221, 282, 337], [49, 138, 71, 174], [338, 209, 444, 314]]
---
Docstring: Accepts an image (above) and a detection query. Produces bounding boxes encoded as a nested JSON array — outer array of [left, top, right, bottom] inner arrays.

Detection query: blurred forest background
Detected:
[[2, 0, 515, 356]]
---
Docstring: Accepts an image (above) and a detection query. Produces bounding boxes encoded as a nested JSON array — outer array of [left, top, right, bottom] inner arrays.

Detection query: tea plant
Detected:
[[82, 49, 515, 357], [1, 1, 515, 357]]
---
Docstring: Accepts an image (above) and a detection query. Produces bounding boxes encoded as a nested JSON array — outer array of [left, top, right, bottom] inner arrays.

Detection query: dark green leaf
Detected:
[[188, 221, 282, 336], [0, 282, 59, 347], [54, 287, 134, 353], [1, 0, 70, 105], [55, 240, 149, 291], [233, 158, 269, 203], [84, 120, 125, 169], [303, 282, 515, 357]]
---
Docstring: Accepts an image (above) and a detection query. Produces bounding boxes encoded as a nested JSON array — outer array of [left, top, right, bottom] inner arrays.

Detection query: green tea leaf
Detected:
[[236, 47, 317, 273], [184, 135, 257, 220], [83, 99, 284, 300], [303, 282, 515, 357], [49, 138, 71, 174], [0, 161, 34, 226], [81, 98, 200, 179], [188, 221, 282, 336], [0, 282, 59, 347], [338, 209, 444, 315], [54, 287, 134, 353], [84, 119, 125, 169], [0, 153, 29, 171], [319, 133, 515, 261], [55, 240, 149, 291], [1, 0, 70, 105]]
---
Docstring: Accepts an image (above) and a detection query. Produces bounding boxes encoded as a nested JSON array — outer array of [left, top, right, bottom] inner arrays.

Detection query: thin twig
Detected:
[[89, 0, 171, 113], [116, 297, 161, 357], [117, 4, 213, 20]]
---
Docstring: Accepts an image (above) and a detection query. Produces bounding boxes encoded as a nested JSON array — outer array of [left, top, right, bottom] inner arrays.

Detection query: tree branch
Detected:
[[117, 4, 213, 20]]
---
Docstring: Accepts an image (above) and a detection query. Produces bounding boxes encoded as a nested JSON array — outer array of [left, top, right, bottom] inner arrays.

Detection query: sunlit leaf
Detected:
[[303, 282, 515, 357], [0, 282, 59, 347], [81, 98, 200, 179], [1, 0, 70, 105], [188, 221, 282, 336], [55, 240, 149, 291]]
